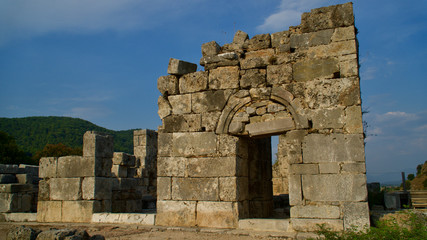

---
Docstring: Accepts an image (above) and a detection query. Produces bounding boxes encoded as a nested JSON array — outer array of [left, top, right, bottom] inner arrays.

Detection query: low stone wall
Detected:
[[0, 164, 39, 215]]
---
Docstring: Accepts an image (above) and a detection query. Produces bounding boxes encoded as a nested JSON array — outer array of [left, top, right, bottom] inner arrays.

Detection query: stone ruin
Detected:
[[1, 2, 369, 236]]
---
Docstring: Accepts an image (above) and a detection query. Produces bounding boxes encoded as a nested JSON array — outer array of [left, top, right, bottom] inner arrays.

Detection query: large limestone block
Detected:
[[239, 218, 290, 232], [168, 94, 191, 114], [302, 174, 367, 201], [179, 71, 208, 93], [319, 163, 340, 174], [157, 133, 172, 157], [293, 57, 339, 82], [301, 2, 354, 33], [219, 177, 248, 201], [289, 164, 319, 175], [172, 177, 218, 201], [311, 107, 345, 130], [157, 157, 186, 177], [290, 29, 333, 49], [187, 157, 240, 177], [240, 68, 266, 88], [289, 175, 302, 205], [292, 218, 344, 232], [157, 75, 179, 95], [172, 132, 217, 157], [343, 202, 370, 230], [37, 201, 62, 222], [82, 177, 112, 200], [200, 53, 239, 70], [245, 117, 295, 137], [196, 201, 237, 228], [0, 193, 18, 212], [240, 49, 275, 69], [247, 33, 271, 51], [332, 26, 356, 42], [49, 178, 82, 200], [158, 96, 172, 119], [344, 105, 363, 133], [61, 201, 96, 222], [157, 177, 171, 200], [112, 152, 135, 166], [39, 157, 57, 178], [162, 114, 202, 133], [167, 58, 197, 75], [156, 200, 196, 227], [305, 77, 361, 108], [83, 131, 114, 158], [202, 112, 222, 132], [201, 41, 221, 56], [209, 66, 240, 89], [303, 134, 365, 163], [111, 165, 127, 178], [38, 180, 50, 201], [267, 63, 292, 86], [191, 90, 232, 113], [290, 205, 340, 219]]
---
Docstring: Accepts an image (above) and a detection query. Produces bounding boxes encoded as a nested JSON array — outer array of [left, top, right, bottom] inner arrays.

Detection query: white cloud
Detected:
[[0, 0, 203, 45], [375, 111, 418, 123], [256, 0, 345, 32]]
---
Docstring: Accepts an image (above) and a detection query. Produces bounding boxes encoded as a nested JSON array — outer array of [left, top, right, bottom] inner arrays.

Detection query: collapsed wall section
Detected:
[[156, 2, 369, 232]]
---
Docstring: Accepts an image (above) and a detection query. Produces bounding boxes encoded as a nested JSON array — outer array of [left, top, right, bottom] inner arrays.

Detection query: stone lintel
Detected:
[[245, 117, 295, 137]]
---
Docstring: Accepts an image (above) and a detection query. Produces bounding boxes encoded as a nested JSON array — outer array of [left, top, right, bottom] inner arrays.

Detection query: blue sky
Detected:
[[0, 0, 426, 183]]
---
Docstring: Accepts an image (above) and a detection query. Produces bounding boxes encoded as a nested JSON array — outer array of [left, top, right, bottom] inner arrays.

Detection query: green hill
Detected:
[[0, 116, 137, 156]]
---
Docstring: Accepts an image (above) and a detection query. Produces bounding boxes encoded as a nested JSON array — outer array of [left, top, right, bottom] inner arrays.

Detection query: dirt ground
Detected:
[[0, 222, 296, 240]]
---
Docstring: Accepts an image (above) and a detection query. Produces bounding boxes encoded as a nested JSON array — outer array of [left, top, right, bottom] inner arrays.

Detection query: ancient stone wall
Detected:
[[156, 2, 369, 232], [0, 164, 39, 215], [37, 130, 157, 222]]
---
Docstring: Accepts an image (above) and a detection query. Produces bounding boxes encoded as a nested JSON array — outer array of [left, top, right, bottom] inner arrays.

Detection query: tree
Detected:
[[0, 131, 32, 164], [408, 173, 415, 181], [32, 143, 82, 162]]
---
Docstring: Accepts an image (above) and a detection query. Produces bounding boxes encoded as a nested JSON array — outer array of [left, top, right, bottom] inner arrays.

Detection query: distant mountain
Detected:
[[0, 116, 137, 156]]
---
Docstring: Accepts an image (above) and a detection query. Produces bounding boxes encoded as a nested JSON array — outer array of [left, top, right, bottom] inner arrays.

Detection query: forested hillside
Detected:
[[0, 116, 136, 156]]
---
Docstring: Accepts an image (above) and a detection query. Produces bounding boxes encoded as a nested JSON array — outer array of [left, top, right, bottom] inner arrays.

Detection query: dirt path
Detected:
[[0, 222, 296, 240]]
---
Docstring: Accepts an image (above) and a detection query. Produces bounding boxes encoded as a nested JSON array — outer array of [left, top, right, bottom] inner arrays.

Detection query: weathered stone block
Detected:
[[38, 180, 50, 201], [301, 2, 354, 33], [292, 218, 344, 232], [157, 177, 171, 200], [0, 184, 32, 193], [197, 201, 237, 228], [157, 157, 186, 177], [247, 33, 271, 51], [233, 30, 249, 46], [83, 131, 114, 158], [340, 57, 359, 77], [158, 96, 172, 119], [303, 134, 365, 163], [219, 177, 248, 201], [343, 202, 370, 230], [0, 193, 16, 212], [240, 68, 266, 88], [168, 94, 191, 114], [158, 133, 172, 157], [341, 163, 366, 173], [172, 177, 218, 201], [291, 205, 340, 219], [319, 163, 340, 174], [188, 157, 239, 177], [0, 164, 19, 174], [167, 58, 197, 75], [332, 26, 356, 42], [290, 29, 333, 49], [239, 218, 290, 232], [50, 178, 82, 200], [179, 71, 208, 93], [172, 132, 217, 157], [305, 78, 361, 108], [271, 30, 290, 48], [293, 57, 339, 82], [302, 174, 367, 201], [192, 90, 232, 113], [39, 157, 57, 178], [202, 112, 221, 132], [156, 200, 196, 227], [112, 152, 135, 166], [307, 40, 357, 58], [311, 107, 345, 130], [267, 63, 292, 86], [289, 164, 319, 175], [157, 75, 179, 95], [240, 49, 275, 69], [245, 117, 295, 137], [82, 177, 112, 200], [15, 174, 32, 184], [37, 201, 62, 222], [111, 165, 127, 178], [162, 114, 202, 133], [345, 105, 363, 133], [61, 201, 95, 222], [200, 53, 239, 70], [209, 66, 240, 89], [289, 175, 302, 205], [201, 41, 221, 56]]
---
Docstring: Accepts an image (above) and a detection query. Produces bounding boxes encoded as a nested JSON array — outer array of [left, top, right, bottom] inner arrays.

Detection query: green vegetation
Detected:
[[0, 131, 33, 164], [32, 143, 82, 161], [312, 211, 427, 240], [0, 117, 137, 163]]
